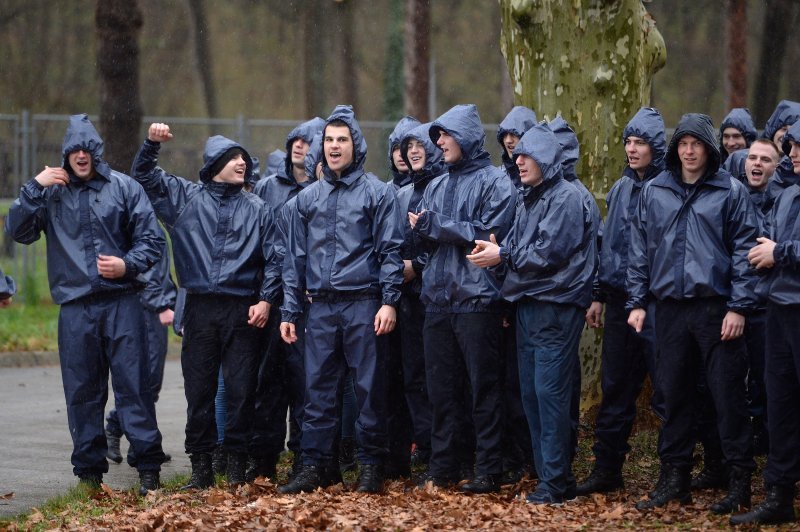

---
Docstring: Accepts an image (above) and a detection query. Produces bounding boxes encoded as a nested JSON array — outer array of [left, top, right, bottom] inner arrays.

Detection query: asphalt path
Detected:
[[0, 359, 190, 518]]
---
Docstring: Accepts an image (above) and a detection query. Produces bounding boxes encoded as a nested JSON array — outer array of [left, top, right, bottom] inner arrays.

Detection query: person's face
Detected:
[[290, 137, 310, 168], [503, 133, 520, 158], [773, 125, 790, 149], [516, 154, 543, 187], [68, 150, 95, 180], [212, 154, 247, 184], [406, 139, 427, 172], [789, 141, 800, 175], [745, 142, 779, 190], [677, 135, 708, 176], [624, 136, 653, 174], [436, 130, 463, 164], [722, 127, 747, 154], [324, 125, 354, 176], [392, 146, 408, 173]]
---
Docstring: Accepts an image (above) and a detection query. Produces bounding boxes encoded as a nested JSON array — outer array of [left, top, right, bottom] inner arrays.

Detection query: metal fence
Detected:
[[0, 112, 503, 303]]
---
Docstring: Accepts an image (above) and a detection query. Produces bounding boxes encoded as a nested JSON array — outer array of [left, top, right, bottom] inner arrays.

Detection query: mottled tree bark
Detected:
[[403, 0, 430, 121], [187, 0, 218, 121], [500, 0, 665, 411], [726, 0, 746, 109], [753, 0, 796, 126], [95, 0, 143, 171]]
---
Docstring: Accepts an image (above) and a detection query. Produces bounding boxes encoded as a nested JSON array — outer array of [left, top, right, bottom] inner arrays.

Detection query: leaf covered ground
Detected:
[[2, 430, 797, 531]]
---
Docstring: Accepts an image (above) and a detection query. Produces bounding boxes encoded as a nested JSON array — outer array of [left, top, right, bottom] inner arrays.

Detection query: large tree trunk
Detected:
[[726, 0, 747, 109], [403, 0, 430, 121], [303, 1, 325, 117], [95, 0, 143, 172], [752, 0, 797, 126], [335, 0, 358, 109], [186, 0, 218, 121], [499, 0, 665, 413]]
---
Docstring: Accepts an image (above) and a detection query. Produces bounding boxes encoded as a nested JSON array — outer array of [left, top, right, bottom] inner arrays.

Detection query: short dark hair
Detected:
[[325, 119, 350, 136]]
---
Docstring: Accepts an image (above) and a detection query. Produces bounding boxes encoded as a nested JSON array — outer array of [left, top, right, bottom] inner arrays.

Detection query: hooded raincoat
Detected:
[[388, 116, 422, 189], [719, 108, 757, 161], [496, 106, 537, 188]]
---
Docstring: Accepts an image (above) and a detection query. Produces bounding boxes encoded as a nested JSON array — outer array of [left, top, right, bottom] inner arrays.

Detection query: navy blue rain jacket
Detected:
[[756, 182, 800, 305], [722, 147, 748, 182], [597, 107, 666, 300], [719, 108, 757, 160], [388, 116, 422, 189], [304, 132, 323, 181], [281, 105, 405, 323], [397, 122, 447, 295], [498, 124, 592, 307], [626, 113, 760, 313], [766, 121, 800, 208], [138, 226, 178, 313], [7, 114, 165, 305], [0, 267, 16, 300], [762, 99, 800, 142], [496, 106, 537, 188], [415, 104, 516, 312], [265, 149, 285, 177], [131, 135, 278, 303]]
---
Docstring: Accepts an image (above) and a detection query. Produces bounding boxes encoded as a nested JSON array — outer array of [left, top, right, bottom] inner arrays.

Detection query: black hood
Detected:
[[665, 113, 721, 177]]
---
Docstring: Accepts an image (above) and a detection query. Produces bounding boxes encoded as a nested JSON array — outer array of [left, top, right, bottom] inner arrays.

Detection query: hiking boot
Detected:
[[246, 456, 277, 482], [211, 445, 227, 476], [105, 430, 123, 464], [730, 484, 796, 526], [278, 464, 324, 494], [501, 468, 524, 485], [691, 461, 726, 490], [461, 474, 501, 494], [636, 466, 691, 510], [226, 452, 247, 486], [78, 472, 103, 488], [339, 437, 356, 473], [710, 466, 751, 514], [525, 488, 564, 505], [356, 464, 384, 493], [416, 470, 458, 489], [181, 453, 214, 490], [575, 467, 624, 496], [288, 456, 303, 481], [138, 470, 160, 496]]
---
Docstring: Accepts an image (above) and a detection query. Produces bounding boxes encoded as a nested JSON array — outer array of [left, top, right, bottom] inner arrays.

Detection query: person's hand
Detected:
[[402, 260, 417, 283], [721, 311, 745, 341], [408, 209, 425, 229], [466, 234, 502, 268], [374, 304, 396, 335], [159, 308, 174, 326], [748, 237, 776, 269], [586, 301, 604, 328], [248, 301, 270, 328], [627, 308, 646, 333], [280, 322, 297, 344], [148, 123, 173, 143], [0, 297, 12, 308], [97, 255, 126, 279], [34, 166, 70, 188]]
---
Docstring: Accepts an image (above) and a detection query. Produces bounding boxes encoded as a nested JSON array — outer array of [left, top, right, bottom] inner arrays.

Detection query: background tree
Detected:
[[726, 0, 747, 109], [752, 0, 797, 125], [403, 0, 430, 121], [95, 0, 143, 171], [499, 0, 666, 410], [187, 0, 218, 123]]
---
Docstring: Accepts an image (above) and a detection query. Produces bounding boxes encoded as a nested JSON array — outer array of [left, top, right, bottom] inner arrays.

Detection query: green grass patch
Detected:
[[0, 302, 59, 351]]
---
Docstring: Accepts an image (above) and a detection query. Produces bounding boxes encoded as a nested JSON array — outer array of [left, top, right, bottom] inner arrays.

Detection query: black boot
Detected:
[[461, 474, 501, 494], [138, 470, 160, 496], [105, 430, 123, 464], [575, 467, 624, 496], [181, 453, 214, 490], [730, 484, 797, 525], [211, 445, 227, 476], [636, 466, 691, 510], [226, 452, 247, 486], [78, 472, 103, 489], [339, 437, 356, 473], [648, 465, 666, 498], [246, 456, 277, 482], [278, 464, 324, 494], [710, 466, 751, 514], [691, 460, 726, 490], [356, 464, 384, 493]]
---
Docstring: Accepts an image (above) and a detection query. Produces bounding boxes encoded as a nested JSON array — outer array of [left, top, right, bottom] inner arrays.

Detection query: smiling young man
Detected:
[[131, 123, 276, 489], [7, 114, 166, 495], [467, 123, 591, 504], [719, 108, 757, 162], [279, 105, 404, 494], [627, 113, 760, 513]]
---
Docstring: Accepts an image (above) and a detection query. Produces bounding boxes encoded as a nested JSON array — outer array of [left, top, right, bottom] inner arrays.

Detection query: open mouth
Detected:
[[329, 151, 342, 163]]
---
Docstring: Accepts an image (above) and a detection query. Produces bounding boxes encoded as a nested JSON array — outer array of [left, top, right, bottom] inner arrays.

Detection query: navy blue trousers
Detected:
[[397, 293, 432, 460], [59, 292, 164, 476], [181, 295, 261, 455], [764, 303, 800, 487], [301, 298, 389, 465], [424, 311, 504, 478]]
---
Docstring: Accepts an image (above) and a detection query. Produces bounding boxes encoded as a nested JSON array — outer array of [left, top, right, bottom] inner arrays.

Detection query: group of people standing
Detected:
[[5, 97, 800, 525]]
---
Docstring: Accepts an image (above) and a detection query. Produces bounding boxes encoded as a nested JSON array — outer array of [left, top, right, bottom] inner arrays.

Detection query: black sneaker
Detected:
[[138, 470, 160, 496], [461, 474, 501, 494], [356, 464, 384, 493], [575, 467, 624, 496], [278, 464, 324, 494]]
